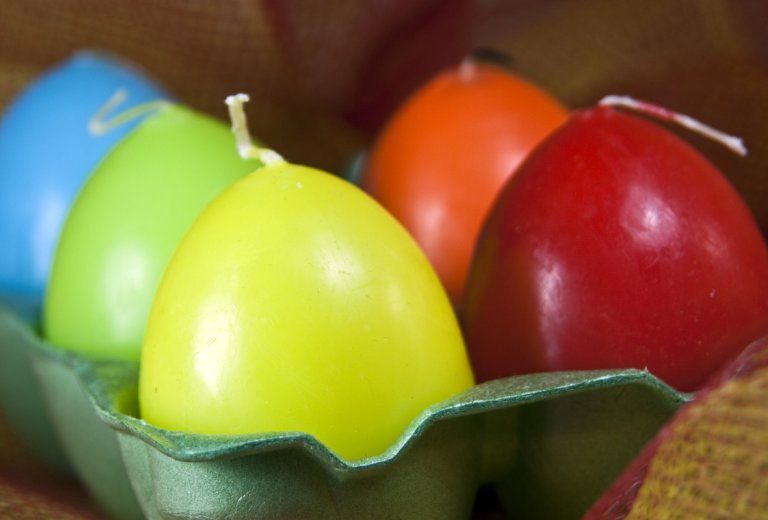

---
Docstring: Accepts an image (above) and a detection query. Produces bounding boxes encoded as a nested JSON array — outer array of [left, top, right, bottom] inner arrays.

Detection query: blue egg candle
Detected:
[[0, 51, 170, 323]]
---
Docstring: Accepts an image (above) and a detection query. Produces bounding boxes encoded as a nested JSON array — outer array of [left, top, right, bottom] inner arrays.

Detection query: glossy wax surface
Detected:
[[362, 62, 567, 305], [463, 107, 768, 392], [140, 163, 474, 461], [0, 51, 168, 323], [43, 104, 258, 360]]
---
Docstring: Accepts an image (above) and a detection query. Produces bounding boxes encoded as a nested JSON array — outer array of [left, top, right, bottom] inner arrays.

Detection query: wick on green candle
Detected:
[[88, 88, 169, 136], [225, 93, 285, 165]]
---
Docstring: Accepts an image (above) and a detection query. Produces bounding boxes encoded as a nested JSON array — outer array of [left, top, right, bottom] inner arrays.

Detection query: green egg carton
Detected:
[[0, 305, 71, 474], [0, 302, 142, 519], [0, 302, 689, 519], [29, 340, 145, 520]]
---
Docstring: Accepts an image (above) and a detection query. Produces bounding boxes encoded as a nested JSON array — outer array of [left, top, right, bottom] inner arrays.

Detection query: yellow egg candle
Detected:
[[139, 95, 474, 461]]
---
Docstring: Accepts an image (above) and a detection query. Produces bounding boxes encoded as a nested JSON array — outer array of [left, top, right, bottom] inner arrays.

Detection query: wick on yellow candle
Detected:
[[225, 93, 285, 166]]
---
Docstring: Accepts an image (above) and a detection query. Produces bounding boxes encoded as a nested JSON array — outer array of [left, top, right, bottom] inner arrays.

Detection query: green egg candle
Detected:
[[43, 102, 261, 360], [139, 95, 474, 461]]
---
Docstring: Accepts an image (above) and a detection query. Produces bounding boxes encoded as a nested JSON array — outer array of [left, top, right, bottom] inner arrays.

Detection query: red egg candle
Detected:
[[361, 55, 568, 304], [462, 96, 768, 392]]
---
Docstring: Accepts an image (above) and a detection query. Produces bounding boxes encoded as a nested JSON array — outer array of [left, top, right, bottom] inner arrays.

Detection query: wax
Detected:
[[43, 104, 260, 360], [0, 51, 169, 323]]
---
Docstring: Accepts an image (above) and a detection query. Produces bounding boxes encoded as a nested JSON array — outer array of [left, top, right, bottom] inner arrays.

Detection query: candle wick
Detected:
[[225, 93, 285, 165], [458, 56, 476, 81], [598, 95, 747, 157], [88, 88, 169, 136]]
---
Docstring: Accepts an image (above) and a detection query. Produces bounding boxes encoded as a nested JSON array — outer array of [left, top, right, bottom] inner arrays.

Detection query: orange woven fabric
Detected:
[[0, 469, 102, 519], [0, 408, 101, 518], [629, 369, 768, 518], [586, 338, 768, 519]]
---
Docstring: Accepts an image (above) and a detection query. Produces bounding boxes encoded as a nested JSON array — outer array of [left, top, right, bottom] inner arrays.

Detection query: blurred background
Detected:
[[1, 1, 766, 231], [0, 0, 767, 517]]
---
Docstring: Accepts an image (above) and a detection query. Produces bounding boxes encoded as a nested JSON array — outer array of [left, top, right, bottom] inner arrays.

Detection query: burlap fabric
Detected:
[[585, 336, 768, 519], [0, 408, 100, 518], [1, 1, 767, 517]]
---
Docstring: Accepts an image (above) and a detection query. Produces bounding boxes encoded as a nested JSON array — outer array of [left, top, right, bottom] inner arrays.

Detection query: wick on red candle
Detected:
[[598, 95, 747, 157]]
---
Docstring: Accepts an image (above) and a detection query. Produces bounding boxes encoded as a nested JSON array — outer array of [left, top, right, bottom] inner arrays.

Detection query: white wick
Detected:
[[458, 56, 476, 82], [88, 88, 168, 136], [225, 93, 284, 165], [598, 95, 747, 157]]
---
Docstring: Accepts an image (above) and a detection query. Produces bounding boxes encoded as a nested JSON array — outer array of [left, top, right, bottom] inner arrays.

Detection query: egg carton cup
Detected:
[[0, 305, 71, 473], [0, 303, 689, 519]]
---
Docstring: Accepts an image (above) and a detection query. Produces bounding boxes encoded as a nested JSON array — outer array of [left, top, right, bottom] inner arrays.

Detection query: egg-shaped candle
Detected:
[[0, 51, 169, 323], [361, 56, 568, 305], [463, 96, 768, 392], [43, 103, 261, 361], [139, 95, 474, 461]]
